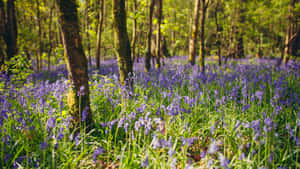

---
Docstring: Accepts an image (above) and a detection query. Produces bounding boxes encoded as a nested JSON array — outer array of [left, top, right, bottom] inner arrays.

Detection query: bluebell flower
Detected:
[[75, 134, 81, 146], [141, 156, 149, 168], [170, 158, 177, 169], [207, 159, 214, 168], [200, 150, 206, 158], [46, 117, 56, 131], [219, 154, 230, 169], [93, 147, 105, 162], [81, 107, 88, 122], [239, 152, 245, 160], [208, 141, 218, 154], [152, 134, 160, 149], [40, 141, 48, 150], [168, 148, 175, 157]]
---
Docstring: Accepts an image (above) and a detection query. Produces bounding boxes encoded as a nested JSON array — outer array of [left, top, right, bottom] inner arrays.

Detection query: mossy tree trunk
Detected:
[[155, 0, 162, 69], [112, 0, 133, 86], [188, 0, 200, 66], [199, 0, 209, 72], [95, 0, 104, 69], [56, 0, 92, 127], [145, 0, 155, 73]]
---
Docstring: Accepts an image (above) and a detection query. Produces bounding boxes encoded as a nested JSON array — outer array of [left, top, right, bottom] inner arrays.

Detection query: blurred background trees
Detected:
[[0, 0, 299, 74]]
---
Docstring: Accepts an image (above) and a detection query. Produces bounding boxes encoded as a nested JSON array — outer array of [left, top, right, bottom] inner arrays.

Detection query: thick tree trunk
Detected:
[[95, 0, 104, 69], [112, 0, 133, 86], [188, 0, 200, 66], [131, 0, 137, 63], [84, 0, 92, 68], [56, 0, 92, 127], [145, 0, 155, 73], [199, 0, 208, 72], [5, 0, 17, 61], [155, 0, 162, 69]]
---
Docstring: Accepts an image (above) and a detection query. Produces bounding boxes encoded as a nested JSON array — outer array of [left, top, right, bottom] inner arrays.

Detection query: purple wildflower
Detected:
[[208, 141, 218, 154], [93, 147, 105, 162], [141, 156, 149, 168], [46, 117, 56, 131], [219, 154, 230, 169], [40, 141, 48, 150]]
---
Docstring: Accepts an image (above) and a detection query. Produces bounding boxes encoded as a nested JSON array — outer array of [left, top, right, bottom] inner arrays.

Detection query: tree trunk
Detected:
[[56, 0, 92, 127], [155, 0, 162, 69], [131, 0, 137, 63], [47, 6, 54, 72], [95, 0, 104, 69], [84, 0, 92, 68], [233, 0, 245, 59], [112, 0, 133, 87], [188, 0, 200, 66], [5, 0, 17, 61], [36, 0, 42, 71], [145, 0, 155, 73], [283, 0, 296, 65], [214, 0, 222, 66], [0, 0, 5, 69], [199, 0, 208, 72]]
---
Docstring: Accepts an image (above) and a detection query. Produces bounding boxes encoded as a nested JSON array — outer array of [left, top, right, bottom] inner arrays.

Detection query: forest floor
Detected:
[[0, 56, 299, 168]]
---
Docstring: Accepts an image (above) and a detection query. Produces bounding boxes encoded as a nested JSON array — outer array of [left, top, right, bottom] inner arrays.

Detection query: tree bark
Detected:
[[145, 0, 155, 73], [199, 0, 208, 72], [5, 0, 17, 61], [112, 0, 133, 87], [47, 6, 54, 72], [56, 0, 92, 127], [95, 0, 104, 69], [131, 0, 137, 63], [283, 0, 297, 64], [36, 0, 42, 71], [84, 0, 92, 68], [155, 0, 162, 69], [214, 0, 222, 66], [188, 0, 200, 65], [0, 0, 5, 69]]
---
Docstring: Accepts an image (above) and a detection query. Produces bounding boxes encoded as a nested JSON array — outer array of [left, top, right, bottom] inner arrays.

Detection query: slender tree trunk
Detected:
[[233, 0, 245, 59], [56, 0, 92, 127], [0, 0, 5, 69], [172, 8, 176, 56], [283, 0, 296, 65], [155, 0, 162, 69], [145, 0, 155, 72], [36, 0, 42, 71], [214, 0, 221, 66], [131, 0, 137, 63], [199, 0, 208, 72], [95, 0, 104, 69], [112, 0, 133, 87], [188, 0, 200, 65], [47, 6, 54, 72], [5, 0, 17, 61]]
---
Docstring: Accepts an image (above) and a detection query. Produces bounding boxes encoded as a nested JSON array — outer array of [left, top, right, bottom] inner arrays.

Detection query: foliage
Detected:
[[0, 58, 299, 168]]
